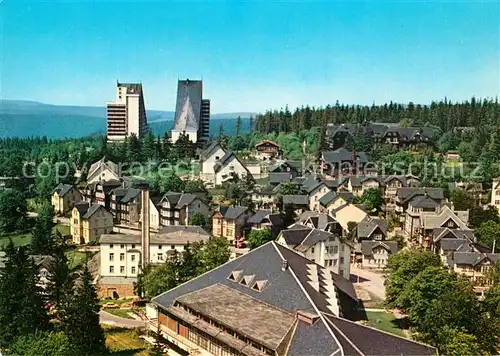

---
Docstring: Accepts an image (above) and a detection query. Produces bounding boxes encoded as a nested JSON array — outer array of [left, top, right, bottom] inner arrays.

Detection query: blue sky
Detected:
[[1, 0, 499, 113]]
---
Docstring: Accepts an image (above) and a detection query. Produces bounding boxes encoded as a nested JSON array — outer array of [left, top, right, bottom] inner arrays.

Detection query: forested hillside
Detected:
[[255, 98, 500, 134]]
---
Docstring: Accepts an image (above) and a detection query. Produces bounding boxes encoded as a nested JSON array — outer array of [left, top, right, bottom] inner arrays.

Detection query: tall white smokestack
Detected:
[[139, 182, 150, 267]]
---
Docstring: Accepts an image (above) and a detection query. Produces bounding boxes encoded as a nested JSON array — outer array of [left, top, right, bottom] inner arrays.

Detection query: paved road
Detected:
[[350, 265, 386, 300], [99, 310, 146, 329]]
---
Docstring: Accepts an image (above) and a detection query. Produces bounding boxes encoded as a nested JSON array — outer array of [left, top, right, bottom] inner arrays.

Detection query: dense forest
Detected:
[[254, 98, 500, 134]]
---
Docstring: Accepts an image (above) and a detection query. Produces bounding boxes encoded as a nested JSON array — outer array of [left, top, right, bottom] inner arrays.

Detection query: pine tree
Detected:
[[46, 236, 71, 308], [248, 115, 254, 133], [65, 264, 106, 354], [31, 201, 54, 255], [0, 241, 49, 348], [219, 124, 229, 150], [236, 116, 242, 136], [141, 131, 156, 162]]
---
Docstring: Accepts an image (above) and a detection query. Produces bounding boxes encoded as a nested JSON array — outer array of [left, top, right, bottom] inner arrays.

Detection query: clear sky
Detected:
[[1, 0, 499, 113]]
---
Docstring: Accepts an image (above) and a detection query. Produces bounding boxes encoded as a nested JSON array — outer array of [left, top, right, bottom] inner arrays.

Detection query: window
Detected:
[[120, 244, 125, 249], [333, 259, 337, 266], [229, 165, 234, 171], [109, 253, 114, 261], [131, 254, 136, 262], [131, 266, 136, 274], [311, 247, 315, 254], [110, 244, 114, 249], [340, 269, 344, 277], [340, 257, 345, 264], [120, 253, 124, 261], [215, 156, 220, 160], [158, 244, 162, 250], [131, 244, 135, 249], [120, 266, 125, 273], [158, 253, 163, 261], [333, 246, 339, 254], [341, 245, 345, 252], [109, 266, 114, 273], [171, 245, 175, 249]]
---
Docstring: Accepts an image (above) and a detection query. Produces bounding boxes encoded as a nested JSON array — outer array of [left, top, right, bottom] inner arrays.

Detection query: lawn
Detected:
[[0, 232, 32, 247], [65, 250, 93, 269], [54, 223, 70, 236], [105, 308, 136, 320], [104, 326, 149, 355], [100, 298, 134, 306], [365, 311, 406, 337]]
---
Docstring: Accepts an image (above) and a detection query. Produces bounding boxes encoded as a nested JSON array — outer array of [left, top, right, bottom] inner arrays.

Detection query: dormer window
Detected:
[[239, 274, 255, 287], [251, 280, 268, 292]]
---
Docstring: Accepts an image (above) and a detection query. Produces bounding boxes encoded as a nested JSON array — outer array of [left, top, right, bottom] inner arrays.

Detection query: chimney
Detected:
[[281, 260, 288, 271], [138, 182, 150, 267]]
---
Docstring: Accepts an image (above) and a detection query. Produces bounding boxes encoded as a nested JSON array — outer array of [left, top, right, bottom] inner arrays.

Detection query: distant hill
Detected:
[[0, 100, 256, 139]]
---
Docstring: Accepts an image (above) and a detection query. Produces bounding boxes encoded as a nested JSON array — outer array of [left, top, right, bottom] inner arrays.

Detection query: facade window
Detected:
[[131, 244, 135, 249], [340, 269, 344, 277], [110, 244, 114, 249], [120, 244, 124, 249], [340, 257, 345, 264], [131, 254, 136, 262], [131, 266, 136, 274], [311, 247, 315, 254], [333, 246, 339, 254], [171, 245, 175, 249], [333, 259, 338, 266], [120, 253, 125, 261], [158, 253, 163, 261], [109, 253, 114, 261], [341, 245, 345, 252], [109, 266, 114, 273], [158, 244, 162, 250], [120, 266, 125, 273]]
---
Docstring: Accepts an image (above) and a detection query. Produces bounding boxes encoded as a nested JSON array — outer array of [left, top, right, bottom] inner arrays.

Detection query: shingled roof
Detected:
[[151, 242, 436, 356], [52, 183, 74, 197]]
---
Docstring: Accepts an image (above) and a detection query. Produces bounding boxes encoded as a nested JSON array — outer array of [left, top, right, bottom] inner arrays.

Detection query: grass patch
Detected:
[[65, 250, 93, 269], [100, 298, 134, 306], [105, 308, 136, 320], [365, 311, 406, 337], [54, 223, 70, 236], [104, 327, 148, 355], [0, 232, 32, 247]]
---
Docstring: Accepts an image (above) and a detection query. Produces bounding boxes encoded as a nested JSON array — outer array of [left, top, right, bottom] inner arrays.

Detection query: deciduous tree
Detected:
[[247, 229, 272, 249]]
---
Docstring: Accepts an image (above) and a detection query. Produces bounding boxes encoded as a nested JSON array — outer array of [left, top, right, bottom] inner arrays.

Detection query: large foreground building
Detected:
[[149, 241, 436, 356], [106, 82, 149, 141], [171, 79, 210, 146]]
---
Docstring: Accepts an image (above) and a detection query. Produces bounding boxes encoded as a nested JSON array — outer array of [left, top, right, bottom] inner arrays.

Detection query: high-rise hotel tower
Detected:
[[106, 82, 148, 141], [171, 79, 210, 146]]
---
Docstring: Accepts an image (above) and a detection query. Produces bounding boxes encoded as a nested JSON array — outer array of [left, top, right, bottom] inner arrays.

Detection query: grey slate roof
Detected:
[[322, 148, 369, 164], [397, 187, 444, 204], [361, 240, 398, 255], [149, 241, 436, 355], [161, 192, 182, 206], [74, 201, 90, 215], [282, 195, 309, 206], [409, 195, 439, 209], [440, 238, 475, 253], [200, 141, 224, 160], [82, 204, 106, 219], [450, 252, 500, 266], [269, 172, 293, 185], [217, 206, 249, 220], [175, 193, 197, 209], [52, 183, 73, 197], [119, 188, 141, 203], [213, 151, 249, 174], [247, 210, 271, 224], [357, 217, 388, 239], [433, 228, 475, 242], [279, 228, 312, 246]]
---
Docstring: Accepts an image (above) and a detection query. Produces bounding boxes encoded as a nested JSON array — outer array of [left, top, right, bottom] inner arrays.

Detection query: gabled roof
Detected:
[[255, 140, 280, 148], [87, 157, 119, 179], [451, 251, 500, 267], [214, 151, 249, 174], [160, 192, 182, 206], [151, 241, 436, 355], [322, 148, 369, 164], [119, 188, 141, 204], [82, 204, 108, 219], [269, 160, 302, 173], [361, 240, 398, 255], [409, 195, 439, 209], [357, 217, 388, 239], [433, 228, 475, 243], [74, 201, 90, 215], [439, 238, 476, 253], [397, 187, 444, 204], [52, 183, 74, 197], [175, 193, 198, 209], [421, 206, 469, 230], [279, 228, 313, 246], [247, 210, 272, 224], [215, 205, 249, 220], [269, 172, 293, 185], [200, 141, 225, 160]]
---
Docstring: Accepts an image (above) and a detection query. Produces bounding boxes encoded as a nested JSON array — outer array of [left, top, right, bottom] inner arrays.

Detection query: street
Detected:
[[350, 265, 386, 301]]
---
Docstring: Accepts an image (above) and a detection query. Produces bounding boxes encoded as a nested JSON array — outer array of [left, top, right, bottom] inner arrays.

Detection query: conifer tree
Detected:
[[0, 241, 49, 348], [31, 201, 55, 255], [46, 234, 71, 308], [65, 264, 106, 354], [236, 116, 242, 136]]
